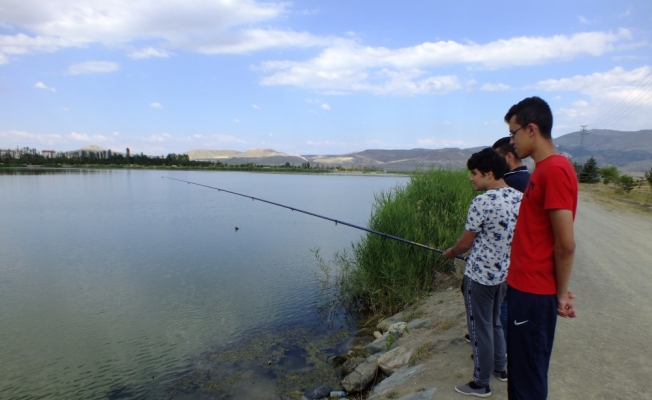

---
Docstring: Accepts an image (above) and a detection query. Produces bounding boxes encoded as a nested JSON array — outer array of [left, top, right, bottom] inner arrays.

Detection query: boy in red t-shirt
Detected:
[[504, 97, 578, 400]]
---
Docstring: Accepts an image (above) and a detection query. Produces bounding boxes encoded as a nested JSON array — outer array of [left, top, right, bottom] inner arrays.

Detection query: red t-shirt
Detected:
[[507, 154, 578, 295]]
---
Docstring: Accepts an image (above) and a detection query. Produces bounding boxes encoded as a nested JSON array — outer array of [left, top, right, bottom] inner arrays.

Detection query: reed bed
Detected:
[[335, 168, 475, 316]]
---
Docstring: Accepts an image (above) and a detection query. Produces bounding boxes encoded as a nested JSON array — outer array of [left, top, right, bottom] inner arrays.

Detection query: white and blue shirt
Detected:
[[464, 187, 522, 286]]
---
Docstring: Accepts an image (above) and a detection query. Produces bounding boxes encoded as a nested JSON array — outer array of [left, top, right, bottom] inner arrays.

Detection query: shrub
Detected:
[[599, 165, 619, 185], [619, 174, 636, 193], [336, 168, 475, 316]]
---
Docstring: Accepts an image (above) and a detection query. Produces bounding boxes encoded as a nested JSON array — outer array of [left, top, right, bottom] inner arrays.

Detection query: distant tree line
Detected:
[[574, 156, 651, 194], [0, 146, 391, 173]]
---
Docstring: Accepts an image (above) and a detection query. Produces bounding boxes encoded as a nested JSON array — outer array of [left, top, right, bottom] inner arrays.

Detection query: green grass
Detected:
[[332, 168, 475, 316]]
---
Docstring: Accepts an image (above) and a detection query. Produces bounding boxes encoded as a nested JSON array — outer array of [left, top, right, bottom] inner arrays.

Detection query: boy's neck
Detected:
[[487, 179, 508, 190]]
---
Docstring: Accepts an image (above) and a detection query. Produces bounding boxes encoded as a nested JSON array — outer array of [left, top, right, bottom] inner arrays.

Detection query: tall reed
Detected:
[[337, 168, 475, 316]]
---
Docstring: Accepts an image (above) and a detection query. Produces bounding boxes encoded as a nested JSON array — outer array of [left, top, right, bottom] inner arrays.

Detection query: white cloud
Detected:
[[233, 119, 241, 123], [68, 132, 89, 141], [34, 81, 55, 92], [252, 104, 261, 109], [0, 130, 62, 145], [0, 0, 332, 62], [259, 29, 631, 95], [320, 103, 331, 110], [150, 102, 162, 108], [112, 131, 119, 136], [481, 83, 510, 91], [268, 132, 273, 136], [579, 16, 590, 24], [128, 47, 171, 59], [67, 61, 119, 75], [62, 107, 70, 111], [534, 65, 651, 99], [144, 133, 172, 142], [67, 131, 107, 141], [535, 66, 652, 129], [416, 137, 468, 148], [618, 7, 632, 18]]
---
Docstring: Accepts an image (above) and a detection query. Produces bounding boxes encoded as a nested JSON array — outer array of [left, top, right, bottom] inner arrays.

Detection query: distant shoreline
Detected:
[[0, 165, 413, 177]]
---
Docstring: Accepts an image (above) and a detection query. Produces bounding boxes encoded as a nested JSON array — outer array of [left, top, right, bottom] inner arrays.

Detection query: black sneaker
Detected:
[[464, 334, 471, 343], [493, 370, 508, 382], [454, 381, 491, 397]]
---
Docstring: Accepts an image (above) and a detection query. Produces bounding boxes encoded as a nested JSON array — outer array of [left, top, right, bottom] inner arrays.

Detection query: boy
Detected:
[[504, 96, 578, 399], [444, 147, 522, 397]]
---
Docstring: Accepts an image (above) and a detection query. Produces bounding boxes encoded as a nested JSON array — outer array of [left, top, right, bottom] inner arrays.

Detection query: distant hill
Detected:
[[554, 129, 652, 173], [69, 129, 648, 173]]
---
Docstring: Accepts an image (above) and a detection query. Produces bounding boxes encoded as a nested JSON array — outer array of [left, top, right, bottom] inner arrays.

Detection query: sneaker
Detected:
[[464, 334, 471, 343], [493, 370, 508, 382], [454, 381, 491, 397]]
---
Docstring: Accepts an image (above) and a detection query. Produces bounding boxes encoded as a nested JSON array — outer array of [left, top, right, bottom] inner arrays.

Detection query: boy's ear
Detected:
[[505, 152, 515, 164]]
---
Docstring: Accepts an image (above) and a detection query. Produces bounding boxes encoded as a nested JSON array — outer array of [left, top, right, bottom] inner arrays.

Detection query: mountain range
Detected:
[[184, 129, 652, 173]]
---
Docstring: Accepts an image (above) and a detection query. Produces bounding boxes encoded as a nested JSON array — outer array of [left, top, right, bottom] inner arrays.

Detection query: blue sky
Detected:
[[1, 0, 651, 155]]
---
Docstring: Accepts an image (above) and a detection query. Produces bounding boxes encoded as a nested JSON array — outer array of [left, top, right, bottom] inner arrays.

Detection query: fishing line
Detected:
[[163, 176, 467, 261]]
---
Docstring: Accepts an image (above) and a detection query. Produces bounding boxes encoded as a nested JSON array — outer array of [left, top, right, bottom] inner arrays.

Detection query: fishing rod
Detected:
[[163, 176, 467, 261]]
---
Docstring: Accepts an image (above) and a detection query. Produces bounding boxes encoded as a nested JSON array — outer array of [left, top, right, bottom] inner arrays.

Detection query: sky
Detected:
[[1, 0, 651, 156]]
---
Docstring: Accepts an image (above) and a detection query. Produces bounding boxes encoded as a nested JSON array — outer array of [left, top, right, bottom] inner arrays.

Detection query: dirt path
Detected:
[[549, 193, 652, 399]]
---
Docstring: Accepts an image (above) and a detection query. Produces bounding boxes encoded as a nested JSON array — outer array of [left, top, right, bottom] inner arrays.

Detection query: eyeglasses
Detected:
[[509, 123, 529, 138]]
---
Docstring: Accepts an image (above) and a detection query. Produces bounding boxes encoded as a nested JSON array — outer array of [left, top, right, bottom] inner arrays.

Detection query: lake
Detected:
[[0, 169, 409, 399]]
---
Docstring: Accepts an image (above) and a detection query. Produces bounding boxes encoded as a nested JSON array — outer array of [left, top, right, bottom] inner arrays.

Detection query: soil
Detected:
[[353, 191, 652, 399]]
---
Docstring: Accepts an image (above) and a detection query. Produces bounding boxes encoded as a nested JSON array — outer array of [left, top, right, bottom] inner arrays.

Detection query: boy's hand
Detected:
[[557, 291, 577, 318], [442, 248, 456, 259]]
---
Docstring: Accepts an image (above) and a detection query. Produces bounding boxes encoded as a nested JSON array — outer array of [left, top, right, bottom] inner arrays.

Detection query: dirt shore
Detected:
[[356, 191, 652, 399]]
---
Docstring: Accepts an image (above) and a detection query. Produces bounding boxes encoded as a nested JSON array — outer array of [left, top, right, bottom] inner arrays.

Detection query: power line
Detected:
[[589, 68, 652, 128], [600, 89, 652, 129]]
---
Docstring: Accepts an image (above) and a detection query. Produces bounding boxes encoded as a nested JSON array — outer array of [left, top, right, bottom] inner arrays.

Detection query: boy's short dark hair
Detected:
[[504, 96, 553, 139], [492, 137, 522, 161], [467, 148, 507, 180]]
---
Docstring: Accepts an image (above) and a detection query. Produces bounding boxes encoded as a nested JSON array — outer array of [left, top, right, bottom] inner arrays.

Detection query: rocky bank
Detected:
[[306, 284, 509, 400]]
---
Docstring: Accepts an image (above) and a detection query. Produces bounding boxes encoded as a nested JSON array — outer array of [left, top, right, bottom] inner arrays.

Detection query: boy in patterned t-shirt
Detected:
[[444, 147, 522, 397]]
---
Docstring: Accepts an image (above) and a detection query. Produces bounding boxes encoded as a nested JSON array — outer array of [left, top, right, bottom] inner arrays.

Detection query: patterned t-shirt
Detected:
[[464, 187, 522, 286]]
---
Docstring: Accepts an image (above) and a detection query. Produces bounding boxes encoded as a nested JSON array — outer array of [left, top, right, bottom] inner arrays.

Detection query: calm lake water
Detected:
[[0, 169, 408, 399]]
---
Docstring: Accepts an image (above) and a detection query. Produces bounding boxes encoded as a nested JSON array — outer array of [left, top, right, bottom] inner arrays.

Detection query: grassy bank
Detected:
[[330, 168, 475, 317]]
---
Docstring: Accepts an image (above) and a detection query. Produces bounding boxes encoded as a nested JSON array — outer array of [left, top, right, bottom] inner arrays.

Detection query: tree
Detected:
[[645, 168, 652, 188], [579, 156, 600, 183], [599, 165, 619, 184], [619, 174, 636, 193]]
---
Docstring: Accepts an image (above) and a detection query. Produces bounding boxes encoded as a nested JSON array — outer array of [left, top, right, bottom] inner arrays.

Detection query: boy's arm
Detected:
[[443, 230, 477, 259], [550, 208, 577, 318]]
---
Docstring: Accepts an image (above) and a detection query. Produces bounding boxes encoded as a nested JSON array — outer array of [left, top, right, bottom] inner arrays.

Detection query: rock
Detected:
[[364, 334, 389, 356], [367, 365, 424, 399], [331, 355, 348, 368], [373, 331, 383, 339], [395, 388, 437, 400], [341, 356, 364, 376], [311, 385, 332, 399], [349, 336, 373, 353], [378, 346, 413, 375], [341, 355, 380, 393], [377, 313, 404, 332], [388, 322, 408, 337], [406, 318, 430, 331], [355, 327, 373, 337]]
